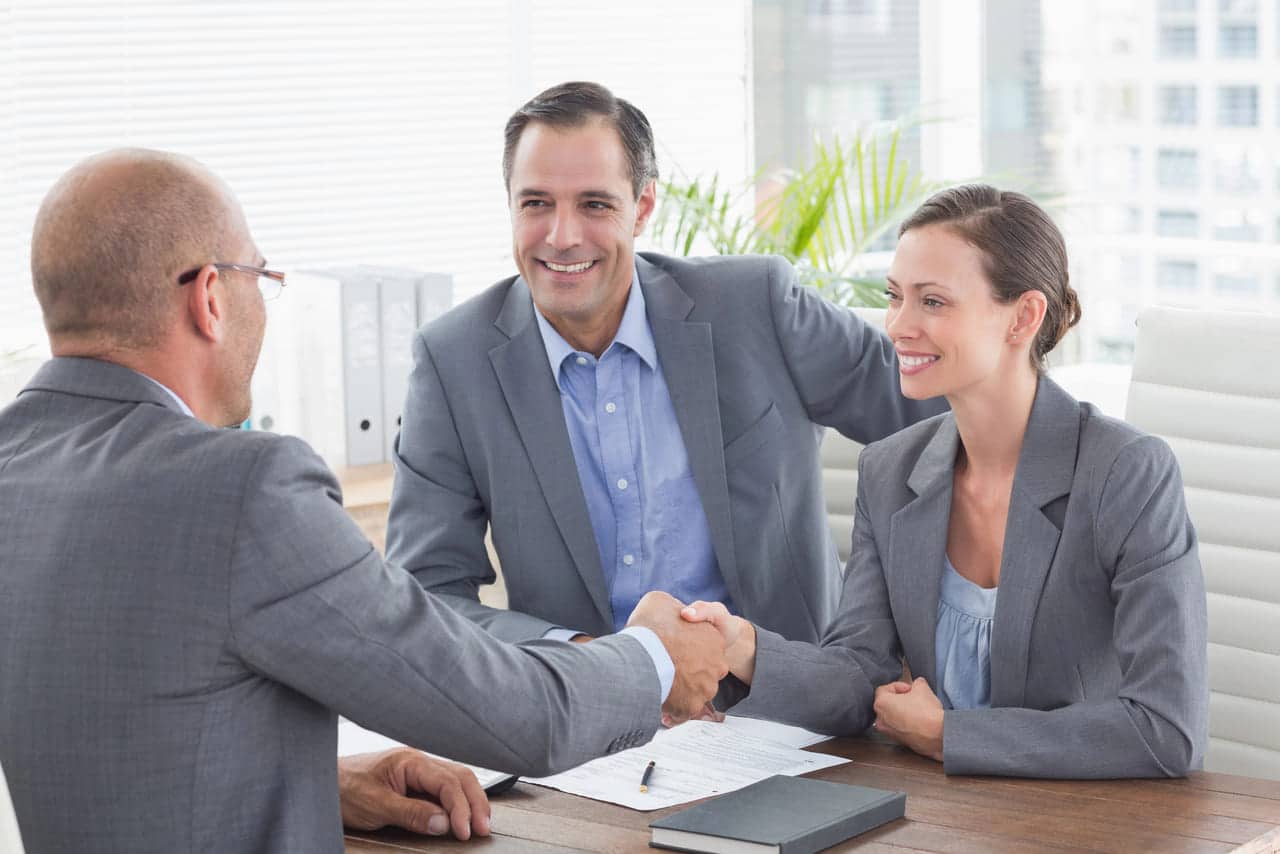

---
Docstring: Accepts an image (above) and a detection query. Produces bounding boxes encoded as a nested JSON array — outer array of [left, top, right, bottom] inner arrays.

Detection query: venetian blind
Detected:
[[0, 0, 750, 364]]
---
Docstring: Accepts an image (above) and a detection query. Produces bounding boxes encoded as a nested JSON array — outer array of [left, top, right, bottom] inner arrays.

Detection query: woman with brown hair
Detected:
[[685, 185, 1208, 778]]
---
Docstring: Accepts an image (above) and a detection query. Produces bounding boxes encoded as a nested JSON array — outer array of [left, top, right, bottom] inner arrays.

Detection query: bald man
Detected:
[[0, 149, 726, 854]]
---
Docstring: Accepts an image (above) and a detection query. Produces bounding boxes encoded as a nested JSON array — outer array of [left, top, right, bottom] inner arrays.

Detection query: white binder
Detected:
[[339, 270, 384, 467], [374, 272, 418, 463], [249, 296, 303, 437], [288, 271, 347, 471], [357, 265, 453, 329], [358, 266, 455, 462], [414, 272, 454, 327]]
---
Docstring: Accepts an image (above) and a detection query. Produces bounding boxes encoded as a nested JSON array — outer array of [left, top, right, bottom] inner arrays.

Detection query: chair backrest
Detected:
[[0, 759, 26, 854], [1126, 305, 1280, 780], [820, 309, 883, 563], [821, 427, 863, 564]]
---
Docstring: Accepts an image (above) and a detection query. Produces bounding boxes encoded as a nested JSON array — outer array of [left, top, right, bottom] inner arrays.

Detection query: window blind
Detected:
[[0, 1, 750, 364]]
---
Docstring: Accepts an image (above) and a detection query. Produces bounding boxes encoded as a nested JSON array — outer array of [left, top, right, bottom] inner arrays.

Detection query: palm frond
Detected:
[[655, 123, 942, 307]]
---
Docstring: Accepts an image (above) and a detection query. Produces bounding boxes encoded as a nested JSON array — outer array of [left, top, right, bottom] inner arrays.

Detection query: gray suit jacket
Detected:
[[733, 376, 1209, 778], [385, 253, 944, 644], [0, 357, 660, 854]]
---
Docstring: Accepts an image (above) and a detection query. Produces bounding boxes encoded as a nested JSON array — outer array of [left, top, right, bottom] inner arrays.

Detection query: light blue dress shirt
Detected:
[[534, 269, 732, 643], [133, 366, 673, 703], [934, 555, 997, 711]]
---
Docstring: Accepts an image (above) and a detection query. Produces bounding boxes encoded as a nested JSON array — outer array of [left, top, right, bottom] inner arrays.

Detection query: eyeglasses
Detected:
[[177, 263, 288, 301]]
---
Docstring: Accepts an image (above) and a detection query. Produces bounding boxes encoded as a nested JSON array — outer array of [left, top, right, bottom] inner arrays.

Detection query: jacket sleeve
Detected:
[[730, 449, 904, 733], [227, 436, 660, 777], [765, 257, 947, 441], [943, 435, 1209, 778], [384, 329, 558, 642]]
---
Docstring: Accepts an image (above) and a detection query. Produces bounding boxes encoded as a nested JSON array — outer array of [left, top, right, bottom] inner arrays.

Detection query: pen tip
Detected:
[[639, 785, 647, 793]]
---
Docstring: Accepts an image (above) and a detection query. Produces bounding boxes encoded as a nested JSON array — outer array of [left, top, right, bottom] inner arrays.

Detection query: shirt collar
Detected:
[[533, 265, 658, 390], [135, 370, 195, 418]]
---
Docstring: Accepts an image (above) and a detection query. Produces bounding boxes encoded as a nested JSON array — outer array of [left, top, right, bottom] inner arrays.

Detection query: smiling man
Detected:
[[510, 117, 648, 357], [386, 81, 946, 665]]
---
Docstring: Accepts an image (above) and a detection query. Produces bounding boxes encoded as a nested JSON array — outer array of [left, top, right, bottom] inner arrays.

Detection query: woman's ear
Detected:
[[1009, 289, 1048, 344]]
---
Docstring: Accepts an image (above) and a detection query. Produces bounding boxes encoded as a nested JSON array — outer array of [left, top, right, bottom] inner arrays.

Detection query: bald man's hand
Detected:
[[626, 591, 728, 724], [339, 749, 491, 840]]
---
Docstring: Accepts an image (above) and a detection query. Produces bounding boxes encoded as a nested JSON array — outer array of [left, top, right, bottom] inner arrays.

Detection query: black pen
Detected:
[[639, 759, 656, 793]]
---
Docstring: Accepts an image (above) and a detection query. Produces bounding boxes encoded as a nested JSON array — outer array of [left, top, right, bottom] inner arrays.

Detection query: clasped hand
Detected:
[[625, 591, 729, 725], [872, 677, 945, 762], [679, 599, 756, 684]]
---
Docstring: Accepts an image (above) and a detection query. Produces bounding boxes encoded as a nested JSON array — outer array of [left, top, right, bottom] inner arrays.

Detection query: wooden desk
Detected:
[[346, 739, 1280, 853]]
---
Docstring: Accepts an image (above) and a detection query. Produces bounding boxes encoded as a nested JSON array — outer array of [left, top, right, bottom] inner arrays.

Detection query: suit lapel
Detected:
[[888, 418, 959, 686], [488, 279, 613, 627], [639, 258, 744, 608], [988, 497, 1061, 706], [989, 376, 1081, 707]]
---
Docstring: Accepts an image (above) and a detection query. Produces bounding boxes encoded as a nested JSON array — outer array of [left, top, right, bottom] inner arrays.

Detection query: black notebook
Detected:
[[649, 775, 905, 854]]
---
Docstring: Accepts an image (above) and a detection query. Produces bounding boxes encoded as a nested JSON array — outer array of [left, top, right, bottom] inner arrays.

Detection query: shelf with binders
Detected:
[[247, 267, 456, 473]]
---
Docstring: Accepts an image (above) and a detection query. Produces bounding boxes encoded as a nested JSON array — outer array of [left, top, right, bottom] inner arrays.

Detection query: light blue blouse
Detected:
[[934, 556, 998, 710]]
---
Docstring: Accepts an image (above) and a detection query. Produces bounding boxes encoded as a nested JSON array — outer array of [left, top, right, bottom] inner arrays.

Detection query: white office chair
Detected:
[[0, 759, 25, 854], [820, 309, 884, 563], [1126, 305, 1280, 781], [822, 428, 863, 565]]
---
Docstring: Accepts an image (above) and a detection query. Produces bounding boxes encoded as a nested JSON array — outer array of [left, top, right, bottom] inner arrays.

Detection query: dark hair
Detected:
[[502, 81, 658, 199], [898, 184, 1081, 370]]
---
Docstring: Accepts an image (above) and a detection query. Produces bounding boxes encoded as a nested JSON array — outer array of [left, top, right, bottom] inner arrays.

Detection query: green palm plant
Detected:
[[653, 125, 938, 307]]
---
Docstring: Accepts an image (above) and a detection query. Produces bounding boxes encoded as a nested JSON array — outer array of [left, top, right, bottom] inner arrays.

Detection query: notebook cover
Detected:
[[649, 775, 906, 854]]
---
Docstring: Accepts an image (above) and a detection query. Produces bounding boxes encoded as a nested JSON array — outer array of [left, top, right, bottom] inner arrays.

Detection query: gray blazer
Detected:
[[733, 376, 1209, 778], [0, 357, 660, 854], [386, 253, 944, 643]]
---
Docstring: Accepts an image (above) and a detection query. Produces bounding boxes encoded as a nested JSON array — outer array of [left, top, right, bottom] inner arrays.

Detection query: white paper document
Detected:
[[525, 716, 845, 811], [336, 719, 516, 792], [715, 714, 831, 749]]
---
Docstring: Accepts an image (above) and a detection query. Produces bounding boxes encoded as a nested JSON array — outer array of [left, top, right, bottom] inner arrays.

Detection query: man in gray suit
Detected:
[[0, 149, 726, 853], [387, 81, 944, 655]]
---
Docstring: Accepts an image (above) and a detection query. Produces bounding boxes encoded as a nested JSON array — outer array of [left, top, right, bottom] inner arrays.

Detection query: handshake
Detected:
[[623, 591, 757, 725]]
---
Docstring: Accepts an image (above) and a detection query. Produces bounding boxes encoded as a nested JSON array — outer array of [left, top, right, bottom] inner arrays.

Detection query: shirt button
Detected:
[[622, 554, 635, 566], [604, 402, 617, 414], [576, 356, 588, 366], [617, 478, 629, 490]]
